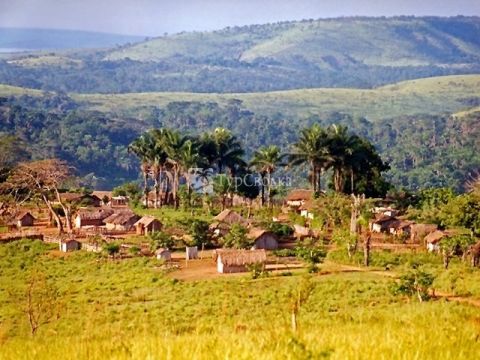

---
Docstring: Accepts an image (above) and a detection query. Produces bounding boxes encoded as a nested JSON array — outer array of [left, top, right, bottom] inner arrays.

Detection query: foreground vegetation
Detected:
[[1, 240, 480, 359]]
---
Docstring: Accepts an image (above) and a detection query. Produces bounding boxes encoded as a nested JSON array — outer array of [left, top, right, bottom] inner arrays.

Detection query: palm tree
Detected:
[[128, 134, 155, 208], [250, 145, 284, 206], [288, 124, 332, 193], [327, 125, 361, 193], [150, 129, 173, 208], [201, 128, 246, 175], [163, 130, 189, 209], [177, 139, 205, 207]]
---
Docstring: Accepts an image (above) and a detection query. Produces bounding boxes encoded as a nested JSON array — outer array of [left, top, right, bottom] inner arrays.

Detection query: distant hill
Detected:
[[0, 28, 144, 51], [106, 16, 480, 67], [0, 17, 480, 92]]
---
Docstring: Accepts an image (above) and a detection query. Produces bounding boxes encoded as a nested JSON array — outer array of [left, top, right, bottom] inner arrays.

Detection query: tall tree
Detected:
[[4, 159, 73, 233], [128, 134, 155, 208], [250, 145, 284, 207], [288, 124, 331, 192]]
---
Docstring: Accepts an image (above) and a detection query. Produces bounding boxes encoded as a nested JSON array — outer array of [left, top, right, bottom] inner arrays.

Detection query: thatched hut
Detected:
[[74, 208, 114, 228], [425, 230, 448, 252], [210, 209, 248, 236], [410, 224, 438, 243], [134, 216, 162, 235], [369, 215, 396, 233], [285, 189, 314, 210], [103, 211, 140, 231], [248, 228, 279, 250], [214, 249, 267, 273], [9, 211, 35, 229]]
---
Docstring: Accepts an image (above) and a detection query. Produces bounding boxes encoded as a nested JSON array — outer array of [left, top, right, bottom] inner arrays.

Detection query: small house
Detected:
[[214, 249, 267, 274], [425, 230, 447, 252], [369, 215, 397, 233], [410, 223, 438, 243], [59, 239, 81, 252], [103, 212, 140, 232], [156, 248, 171, 261], [135, 216, 162, 235], [388, 220, 414, 237], [299, 199, 315, 219], [74, 208, 114, 228], [285, 189, 314, 211], [209, 209, 248, 236], [213, 209, 248, 226], [10, 211, 35, 229], [248, 228, 279, 250]]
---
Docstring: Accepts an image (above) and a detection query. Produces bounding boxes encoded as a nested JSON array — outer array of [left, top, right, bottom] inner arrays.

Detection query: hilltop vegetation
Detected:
[[1, 17, 480, 93]]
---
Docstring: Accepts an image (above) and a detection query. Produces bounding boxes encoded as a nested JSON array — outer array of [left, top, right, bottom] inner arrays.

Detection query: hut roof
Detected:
[[15, 211, 35, 220], [76, 208, 114, 221], [388, 219, 414, 229], [104, 211, 139, 225], [213, 209, 247, 225], [92, 191, 113, 200], [215, 249, 266, 266], [247, 228, 275, 240], [424, 230, 447, 244], [134, 216, 160, 227], [371, 214, 395, 224], [286, 189, 314, 202], [60, 193, 101, 203]]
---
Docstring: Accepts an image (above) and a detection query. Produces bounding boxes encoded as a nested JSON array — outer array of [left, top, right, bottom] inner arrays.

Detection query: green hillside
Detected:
[[107, 17, 480, 67], [1, 17, 480, 93], [72, 74, 480, 120]]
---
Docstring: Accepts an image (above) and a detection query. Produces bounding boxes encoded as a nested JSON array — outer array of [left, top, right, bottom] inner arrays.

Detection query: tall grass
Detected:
[[1, 240, 480, 359]]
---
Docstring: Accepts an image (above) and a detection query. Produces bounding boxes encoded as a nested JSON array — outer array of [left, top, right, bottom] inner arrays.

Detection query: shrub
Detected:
[[390, 267, 435, 302], [150, 231, 174, 250], [268, 222, 294, 237], [223, 224, 252, 249]]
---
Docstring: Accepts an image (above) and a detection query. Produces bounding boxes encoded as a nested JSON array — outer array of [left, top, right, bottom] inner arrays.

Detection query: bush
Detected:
[[390, 267, 435, 302], [223, 224, 252, 249], [268, 222, 294, 237], [188, 219, 212, 247], [246, 262, 267, 279], [150, 231, 174, 250]]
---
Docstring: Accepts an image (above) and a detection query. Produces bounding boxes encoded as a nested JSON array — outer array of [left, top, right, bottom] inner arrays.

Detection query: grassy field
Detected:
[[1, 240, 480, 359], [2, 74, 480, 120], [71, 74, 480, 119]]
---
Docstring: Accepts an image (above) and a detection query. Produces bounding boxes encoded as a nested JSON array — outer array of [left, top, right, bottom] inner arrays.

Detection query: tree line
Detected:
[[127, 124, 389, 209]]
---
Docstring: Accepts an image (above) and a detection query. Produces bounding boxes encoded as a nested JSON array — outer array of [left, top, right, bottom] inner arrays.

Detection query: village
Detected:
[[1, 183, 477, 281]]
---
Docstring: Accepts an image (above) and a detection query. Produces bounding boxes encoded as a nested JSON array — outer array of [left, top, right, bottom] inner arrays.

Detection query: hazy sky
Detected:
[[1, 0, 479, 36]]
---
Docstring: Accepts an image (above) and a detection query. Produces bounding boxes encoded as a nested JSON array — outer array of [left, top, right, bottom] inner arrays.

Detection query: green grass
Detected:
[[133, 206, 213, 227], [70, 74, 480, 120], [2, 74, 480, 121], [1, 240, 480, 359]]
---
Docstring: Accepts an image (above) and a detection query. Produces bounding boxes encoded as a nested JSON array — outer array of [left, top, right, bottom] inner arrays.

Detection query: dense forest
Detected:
[[0, 93, 478, 191], [1, 16, 480, 93]]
